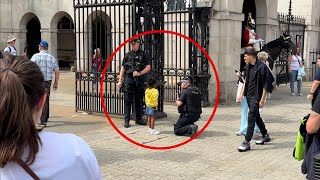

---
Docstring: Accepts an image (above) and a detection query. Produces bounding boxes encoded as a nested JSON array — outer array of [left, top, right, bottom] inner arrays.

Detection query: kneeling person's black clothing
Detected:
[[174, 113, 200, 136], [175, 84, 202, 136]]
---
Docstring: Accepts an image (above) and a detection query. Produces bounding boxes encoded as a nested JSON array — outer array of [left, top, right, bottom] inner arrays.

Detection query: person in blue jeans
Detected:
[[288, 47, 303, 96]]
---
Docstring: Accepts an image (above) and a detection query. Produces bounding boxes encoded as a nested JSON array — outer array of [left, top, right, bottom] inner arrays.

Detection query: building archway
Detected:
[[51, 11, 75, 68], [240, 0, 256, 71], [86, 10, 112, 72], [20, 13, 41, 58]]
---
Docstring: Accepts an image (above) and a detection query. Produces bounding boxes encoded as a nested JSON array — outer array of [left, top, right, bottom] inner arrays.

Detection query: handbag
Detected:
[[236, 81, 244, 103], [293, 116, 308, 161]]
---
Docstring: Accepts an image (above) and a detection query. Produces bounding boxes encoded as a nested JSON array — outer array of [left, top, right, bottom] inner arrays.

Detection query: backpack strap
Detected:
[[17, 159, 40, 180]]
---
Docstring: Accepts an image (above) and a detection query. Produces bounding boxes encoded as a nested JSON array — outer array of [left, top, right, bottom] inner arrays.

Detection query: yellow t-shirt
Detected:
[[145, 88, 159, 107]]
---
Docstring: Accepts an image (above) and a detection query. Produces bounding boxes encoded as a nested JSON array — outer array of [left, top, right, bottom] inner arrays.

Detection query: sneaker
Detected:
[[255, 133, 270, 145], [190, 125, 198, 137], [235, 132, 245, 136], [150, 129, 160, 135], [298, 93, 303, 96], [291, 92, 296, 96], [148, 128, 152, 133], [238, 140, 250, 152]]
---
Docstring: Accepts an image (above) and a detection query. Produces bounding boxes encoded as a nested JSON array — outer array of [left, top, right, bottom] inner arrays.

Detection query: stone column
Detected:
[[208, 0, 244, 104], [14, 29, 28, 55], [50, 28, 59, 60], [40, 28, 52, 51]]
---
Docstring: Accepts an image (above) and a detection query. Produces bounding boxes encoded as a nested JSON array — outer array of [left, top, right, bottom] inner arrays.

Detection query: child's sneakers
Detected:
[[150, 129, 160, 135]]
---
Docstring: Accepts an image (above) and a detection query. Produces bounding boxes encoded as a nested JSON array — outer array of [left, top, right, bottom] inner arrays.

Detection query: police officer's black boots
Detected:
[[124, 120, 130, 128], [135, 120, 147, 125]]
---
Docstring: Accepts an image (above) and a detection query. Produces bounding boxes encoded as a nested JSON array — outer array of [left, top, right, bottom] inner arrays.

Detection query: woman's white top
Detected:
[[291, 54, 302, 71], [0, 132, 102, 180]]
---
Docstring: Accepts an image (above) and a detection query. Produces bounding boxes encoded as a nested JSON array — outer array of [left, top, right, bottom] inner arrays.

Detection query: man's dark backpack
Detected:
[[186, 86, 202, 114]]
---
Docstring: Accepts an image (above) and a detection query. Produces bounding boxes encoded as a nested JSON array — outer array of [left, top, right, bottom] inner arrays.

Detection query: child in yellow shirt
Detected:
[[145, 76, 159, 135]]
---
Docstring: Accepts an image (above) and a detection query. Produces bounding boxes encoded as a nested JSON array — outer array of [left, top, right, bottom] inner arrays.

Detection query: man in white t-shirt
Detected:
[[3, 35, 17, 56]]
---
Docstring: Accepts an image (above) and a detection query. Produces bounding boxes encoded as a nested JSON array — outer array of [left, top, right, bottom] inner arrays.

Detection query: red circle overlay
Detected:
[[100, 30, 220, 150]]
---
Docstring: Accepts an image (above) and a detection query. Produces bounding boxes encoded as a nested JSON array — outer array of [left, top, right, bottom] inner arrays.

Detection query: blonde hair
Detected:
[[94, 48, 100, 55], [257, 51, 268, 62]]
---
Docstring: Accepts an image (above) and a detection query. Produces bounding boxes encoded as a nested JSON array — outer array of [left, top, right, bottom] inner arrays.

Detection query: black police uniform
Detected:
[[122, 49, 150, 126], [174, 84, 202, 136]]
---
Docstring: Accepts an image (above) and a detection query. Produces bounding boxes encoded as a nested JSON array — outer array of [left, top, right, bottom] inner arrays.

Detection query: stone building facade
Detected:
[[2, 0, 316, 104]]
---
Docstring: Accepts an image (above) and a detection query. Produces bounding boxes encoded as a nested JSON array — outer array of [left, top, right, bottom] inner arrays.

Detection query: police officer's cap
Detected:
[[180, 77, 191, 83], [131, 38, 141, 44], [177, 77, 191, 86]]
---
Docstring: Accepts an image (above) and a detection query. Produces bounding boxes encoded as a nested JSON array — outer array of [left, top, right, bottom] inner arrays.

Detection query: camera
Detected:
[[235, 69, 244, 78]]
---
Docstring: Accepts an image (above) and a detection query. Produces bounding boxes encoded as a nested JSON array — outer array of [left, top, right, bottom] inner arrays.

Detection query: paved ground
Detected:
[[46, 71, 310, 179]]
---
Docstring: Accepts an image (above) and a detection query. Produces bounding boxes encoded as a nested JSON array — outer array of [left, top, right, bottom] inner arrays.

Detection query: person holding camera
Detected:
[[237, 47, 274, 152], [118, 38, 151, 128], [174, 77, 202, 137]]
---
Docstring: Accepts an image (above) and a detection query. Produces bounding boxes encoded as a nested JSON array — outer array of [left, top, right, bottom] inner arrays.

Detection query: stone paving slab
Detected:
[[46, 71, 310, 179]]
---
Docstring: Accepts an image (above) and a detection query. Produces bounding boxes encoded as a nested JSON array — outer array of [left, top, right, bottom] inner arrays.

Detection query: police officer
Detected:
[[174, 77, 202, 137], [118, 38, 151, 128]]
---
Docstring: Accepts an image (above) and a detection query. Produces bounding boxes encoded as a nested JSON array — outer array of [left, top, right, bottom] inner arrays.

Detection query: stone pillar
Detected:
[[207, 0, 244, 104], [14, 29, 28, 55], [255, 17, 278, 43], [40, 28, 51, 51], [255, 0, 279, 42], [50, 28, 59, 60]]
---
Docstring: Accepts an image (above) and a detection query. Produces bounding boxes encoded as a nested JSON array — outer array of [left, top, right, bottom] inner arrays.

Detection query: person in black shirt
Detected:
[[305, 94, 320, 179], [174, 77, 202, 137], [238, 47, 274, 152], [118, 39, 151, 128]]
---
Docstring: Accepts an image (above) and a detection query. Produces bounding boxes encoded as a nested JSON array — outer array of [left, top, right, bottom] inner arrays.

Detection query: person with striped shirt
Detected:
[[31, 40, 60, 128]]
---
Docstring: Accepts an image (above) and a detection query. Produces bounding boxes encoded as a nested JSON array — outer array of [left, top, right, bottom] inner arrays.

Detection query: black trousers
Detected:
[[174, 113, 200, 136], [123, 76, 144, 122], [245, 98, 268, 142], [41, 81, 51, 124]]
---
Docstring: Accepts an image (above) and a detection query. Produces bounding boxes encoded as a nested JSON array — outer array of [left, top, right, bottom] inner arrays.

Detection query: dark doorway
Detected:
[[92, 16, 107, 70], [26, 17, 41, 58], [57, 16, 75, 68], [240, 0, 256, 70]]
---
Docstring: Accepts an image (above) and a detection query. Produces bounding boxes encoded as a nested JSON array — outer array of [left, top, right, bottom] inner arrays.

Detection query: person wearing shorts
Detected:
[[145, 76, 159, 135]]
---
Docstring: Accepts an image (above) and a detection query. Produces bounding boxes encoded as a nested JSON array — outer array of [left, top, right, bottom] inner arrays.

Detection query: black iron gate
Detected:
[[74, 0, 211, 114], [163, 1, 211, 106], [275, 13, 306, 85]]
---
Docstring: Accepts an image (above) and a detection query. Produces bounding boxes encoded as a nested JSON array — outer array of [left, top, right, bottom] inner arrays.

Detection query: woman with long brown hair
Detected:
[[0, 56, 102, 179]]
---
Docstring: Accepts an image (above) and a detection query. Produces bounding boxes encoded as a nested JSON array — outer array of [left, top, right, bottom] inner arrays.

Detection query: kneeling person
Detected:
[[174, 77, 202, 137]]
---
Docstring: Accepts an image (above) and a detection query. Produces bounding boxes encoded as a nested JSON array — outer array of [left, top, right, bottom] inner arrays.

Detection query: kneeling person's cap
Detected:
[[39, 41, 49, 49], [131, 38, 141, 44], [179, 77, 190, 83]]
